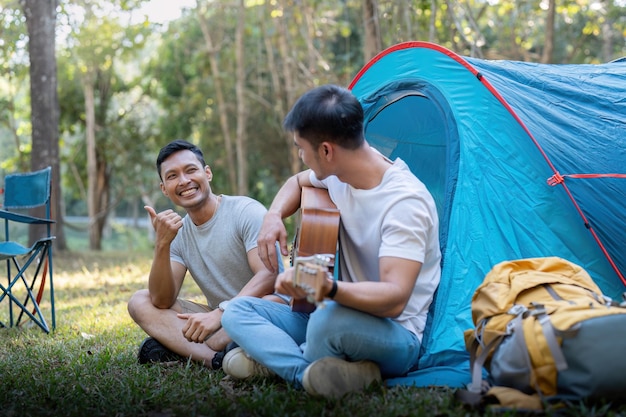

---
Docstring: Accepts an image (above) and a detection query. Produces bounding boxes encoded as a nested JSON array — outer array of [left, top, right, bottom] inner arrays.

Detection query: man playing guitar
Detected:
[[221, 84, 441, 398]]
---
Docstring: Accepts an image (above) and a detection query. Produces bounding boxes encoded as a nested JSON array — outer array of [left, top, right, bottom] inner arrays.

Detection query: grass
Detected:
[[0, 250, 624, 417]]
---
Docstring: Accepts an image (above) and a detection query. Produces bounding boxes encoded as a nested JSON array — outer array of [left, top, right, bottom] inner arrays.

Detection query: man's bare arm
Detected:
[[276, 257, 421, 318], [145, 206, 187, 308], [257, 170, 313, 271], [236, 247, 280, 298]]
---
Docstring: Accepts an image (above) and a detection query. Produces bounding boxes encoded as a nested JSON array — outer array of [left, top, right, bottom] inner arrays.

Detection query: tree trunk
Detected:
[[21, 0, 67, 250], [600, 0, 614, 63], [196, 2, 237, 193], [94, 155, 109, 248], [261, 0, 297, 178], [429, 0, 437, 42], [276, 2, 300, 175], [363, 0, 382, 62], [261, 2, 285, 133], [235, 0, 248, 195], [302, 2, 317, 77], [541, 0, 555, 63], [83, 73, 101, 250]]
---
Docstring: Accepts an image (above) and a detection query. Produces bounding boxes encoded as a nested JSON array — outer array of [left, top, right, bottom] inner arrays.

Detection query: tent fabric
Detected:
[[347, 41, 626, 388]]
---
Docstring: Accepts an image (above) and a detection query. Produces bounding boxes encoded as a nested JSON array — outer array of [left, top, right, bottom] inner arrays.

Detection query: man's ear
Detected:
[[320, 142, 333, 160], [160, 182, 168, 197], [205, 165, 213, 181]]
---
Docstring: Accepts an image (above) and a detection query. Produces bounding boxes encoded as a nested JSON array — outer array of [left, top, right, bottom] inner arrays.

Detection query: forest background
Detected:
[[2, 0, 625, 252]]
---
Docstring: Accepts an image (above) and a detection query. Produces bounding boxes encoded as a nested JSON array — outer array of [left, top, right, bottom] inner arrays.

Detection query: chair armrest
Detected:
[[0, 209, 55, 225]]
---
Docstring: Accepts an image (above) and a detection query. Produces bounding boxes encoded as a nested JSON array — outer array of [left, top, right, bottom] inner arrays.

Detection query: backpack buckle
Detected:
[[529, 302, 546, 316], [507, 304, 527, 316]]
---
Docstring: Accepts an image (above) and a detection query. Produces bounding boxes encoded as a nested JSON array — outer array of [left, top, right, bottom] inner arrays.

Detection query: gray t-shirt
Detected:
[[169, 195, 266, 309]]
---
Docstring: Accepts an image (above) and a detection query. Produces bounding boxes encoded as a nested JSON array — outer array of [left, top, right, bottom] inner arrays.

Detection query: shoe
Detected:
[[137, 337, 183, 364], [302, 357, 382, 398], [222, 347, 274, 379], [211, 341, 239, 370]]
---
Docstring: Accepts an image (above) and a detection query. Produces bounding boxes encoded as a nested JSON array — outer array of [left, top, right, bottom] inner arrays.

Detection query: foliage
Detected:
[[1, 250, 625, 416], [1, 0, 625, 241], [0, 2, 30, 172], [56, 0, 163, 218]]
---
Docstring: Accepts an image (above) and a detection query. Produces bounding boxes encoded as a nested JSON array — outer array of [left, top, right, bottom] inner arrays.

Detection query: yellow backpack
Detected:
[[457, 257, 626, 411]]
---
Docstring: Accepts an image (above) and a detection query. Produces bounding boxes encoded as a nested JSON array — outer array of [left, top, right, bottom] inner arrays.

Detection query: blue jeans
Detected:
[[222, 297, 421, 388]]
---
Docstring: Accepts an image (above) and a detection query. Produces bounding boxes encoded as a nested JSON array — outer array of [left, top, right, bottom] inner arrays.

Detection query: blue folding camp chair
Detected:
[[0, 166, 55, 333]]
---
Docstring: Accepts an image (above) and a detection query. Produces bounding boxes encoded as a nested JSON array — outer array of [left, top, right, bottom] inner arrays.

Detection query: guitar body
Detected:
[[290, 187, 340, 313]]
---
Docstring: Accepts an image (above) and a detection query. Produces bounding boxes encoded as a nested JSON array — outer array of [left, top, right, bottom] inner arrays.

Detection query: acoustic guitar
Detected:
[[290, 187, 340, 313]]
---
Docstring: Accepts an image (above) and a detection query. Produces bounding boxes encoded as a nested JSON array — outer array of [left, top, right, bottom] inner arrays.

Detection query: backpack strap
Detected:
[[457, 310, 525, 407], [458, 310, 546, 410], [467, 334, 504, 394], [531, 304, 568, 371]]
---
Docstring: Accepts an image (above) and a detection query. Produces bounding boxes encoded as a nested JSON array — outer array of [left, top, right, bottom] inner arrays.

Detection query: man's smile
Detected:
[[180, 187, 198, 197]]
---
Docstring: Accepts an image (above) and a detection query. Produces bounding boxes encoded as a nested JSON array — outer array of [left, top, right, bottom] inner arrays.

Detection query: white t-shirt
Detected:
[[170, 195, 267, 309], [310, 156, 441, 341]]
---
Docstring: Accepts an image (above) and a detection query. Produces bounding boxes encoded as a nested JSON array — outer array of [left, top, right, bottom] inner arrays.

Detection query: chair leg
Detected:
[[0, 273, 11, 329], [1, 246, 52, 333], [48, 246, 55, 330], [0, 279, 50, 333], [15, 246, 54, 331], [15, 253, 47, 326], [6, 259, 14, 327]]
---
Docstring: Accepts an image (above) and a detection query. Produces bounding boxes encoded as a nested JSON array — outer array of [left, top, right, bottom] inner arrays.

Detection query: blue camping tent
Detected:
[[347, 41, 626, 388]]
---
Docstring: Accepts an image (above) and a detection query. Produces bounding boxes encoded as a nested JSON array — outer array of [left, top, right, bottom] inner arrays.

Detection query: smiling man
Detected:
[[127, 139, 283, 369]]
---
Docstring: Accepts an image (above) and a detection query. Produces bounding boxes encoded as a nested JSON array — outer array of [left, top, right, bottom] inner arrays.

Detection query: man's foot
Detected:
[[222, 347, 274, 379], [302, 357, 381, 398], [137, 337, 184, 364], [211, 341, 239, 370]]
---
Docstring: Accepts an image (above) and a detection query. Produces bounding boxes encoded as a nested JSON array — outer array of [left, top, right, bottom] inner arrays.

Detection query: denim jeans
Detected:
[[222, 296, 421, 388]]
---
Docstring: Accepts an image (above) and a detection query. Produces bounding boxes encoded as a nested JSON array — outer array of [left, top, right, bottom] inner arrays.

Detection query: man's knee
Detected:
[[222, 296, 256, 328], [127, 289, 151, 321], [307, 302, 346, 338]]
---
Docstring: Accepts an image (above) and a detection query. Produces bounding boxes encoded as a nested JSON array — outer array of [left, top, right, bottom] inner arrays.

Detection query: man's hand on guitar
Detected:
[[257, 211, 288, 273], [279, 254, 335, 308], [275, 268, 310, 301]]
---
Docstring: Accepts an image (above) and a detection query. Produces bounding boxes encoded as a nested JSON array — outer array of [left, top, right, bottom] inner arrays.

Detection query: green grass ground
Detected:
[[0, 250, 623, 417]]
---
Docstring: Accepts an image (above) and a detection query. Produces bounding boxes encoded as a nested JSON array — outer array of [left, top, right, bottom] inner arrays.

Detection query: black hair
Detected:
[[283, 84, 364, 150], [156, 139, 206, 180]]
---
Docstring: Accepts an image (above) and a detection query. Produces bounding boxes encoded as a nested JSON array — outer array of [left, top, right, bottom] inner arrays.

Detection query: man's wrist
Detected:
[[218, 300, 230, 312], [327, 280, 338, 299], [267, 210, 283, 221]]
